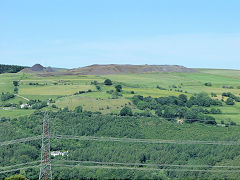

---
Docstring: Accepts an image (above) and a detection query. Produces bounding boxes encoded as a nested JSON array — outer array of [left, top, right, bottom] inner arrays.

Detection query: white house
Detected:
[[20, 103, 28, 109], [51, 151, 68, 157]]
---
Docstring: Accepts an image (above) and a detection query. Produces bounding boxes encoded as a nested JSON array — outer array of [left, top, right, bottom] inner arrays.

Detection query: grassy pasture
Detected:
[[103, 72, 240, 94], [122, 88, 187, 98], [211, 103, 240, 123], [0, 73, 24, 93], [0, 109, 34, 118], [198, 68, 240, 78], [19, 84, 94, 95], [1, 69, 240, 122], [56, 96, 131, 114]]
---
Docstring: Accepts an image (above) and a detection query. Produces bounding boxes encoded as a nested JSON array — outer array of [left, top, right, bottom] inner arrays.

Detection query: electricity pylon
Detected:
[[39, 111, 52, 180]]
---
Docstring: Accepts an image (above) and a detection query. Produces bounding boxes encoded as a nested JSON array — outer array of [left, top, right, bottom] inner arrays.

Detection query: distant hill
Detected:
[[19, 64, 197, 76], [0, 64, 27, 74], [65, 64, 197, 75], [30, 64, 45, 71], [21, 64, 56, 73]]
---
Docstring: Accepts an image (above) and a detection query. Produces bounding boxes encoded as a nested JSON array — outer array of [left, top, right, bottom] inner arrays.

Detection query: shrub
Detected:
[[211, 93, 217, 97], [137, 101, 149, 110], [179, 94, 188, 103], [203, 116, 216, 125], [13, 81, 19, 87], [204, 82, 212, 86], [29, 82, 39, 85], [52, 104, 57, 108], [156, 86, 167, 90], [1, 92, 15, 101], [3, 103, 12, 107], [75, 106, 83, 113], [210, 108, 222, 114], [155, 108, 163, 116], [222, 92, 240, 102], [104, 79, 112, 86], [0, 117, 8, 122], [120, 106, 133, 116], [96, 85, 101, 91], [91, 81, 98, 85], [115, 84, 122, 92], [106, 90, 114, 94], [222, 85, 234, 89], [14, 87, 18, 93], [32, 101, 47, 109], [226, 98, 235, 105]]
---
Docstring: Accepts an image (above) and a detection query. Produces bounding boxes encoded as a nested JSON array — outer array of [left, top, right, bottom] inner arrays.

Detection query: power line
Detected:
[[3, 134, 239, 147], [0, 135, 41, 147], [1, 133, 240, 148], [52, 164, 240, 173], [0, 165, 40, 174], [52, 160, 240, 169], [85, 114, 224, 122], [1, 161, 239, 175], [0, 161, 41, 170], [54, 135, 240, 146]]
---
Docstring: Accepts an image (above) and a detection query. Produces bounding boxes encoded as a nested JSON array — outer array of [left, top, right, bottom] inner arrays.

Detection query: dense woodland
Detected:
[[0, 64, 26, 74], [1, 109, 240, 179]]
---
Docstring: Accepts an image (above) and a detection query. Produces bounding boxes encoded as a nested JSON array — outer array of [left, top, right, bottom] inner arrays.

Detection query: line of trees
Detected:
[[13, 81, 19, 94], [0, 64, 26, 74]]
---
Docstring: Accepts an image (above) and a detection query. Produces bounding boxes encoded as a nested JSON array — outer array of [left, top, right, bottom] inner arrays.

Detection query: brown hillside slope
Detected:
[[65, 64, 197, 75]]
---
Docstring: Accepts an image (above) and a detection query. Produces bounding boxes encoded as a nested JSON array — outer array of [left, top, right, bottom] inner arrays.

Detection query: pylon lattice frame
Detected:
[[39, 111, 52, 180]]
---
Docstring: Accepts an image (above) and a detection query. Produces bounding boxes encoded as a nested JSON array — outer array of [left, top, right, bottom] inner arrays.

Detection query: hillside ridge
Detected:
[[65, 64, 197, 75]]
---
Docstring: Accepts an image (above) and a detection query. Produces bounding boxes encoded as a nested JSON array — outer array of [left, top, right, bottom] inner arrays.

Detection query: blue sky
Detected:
[[0, 0, 240, 69]]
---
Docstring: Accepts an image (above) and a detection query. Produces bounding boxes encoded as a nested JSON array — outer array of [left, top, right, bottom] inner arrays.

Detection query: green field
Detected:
[[1, 69, 240, 122]]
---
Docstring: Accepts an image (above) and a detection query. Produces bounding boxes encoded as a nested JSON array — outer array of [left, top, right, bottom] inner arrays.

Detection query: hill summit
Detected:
[[65, 64, 197, 75], [30, 64, 45, 71], [21, 64, 55, 73]]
